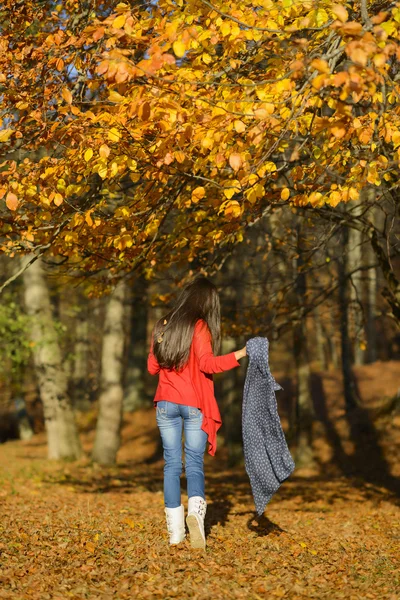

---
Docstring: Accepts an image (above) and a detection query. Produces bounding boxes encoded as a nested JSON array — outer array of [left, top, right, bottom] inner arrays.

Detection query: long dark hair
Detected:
[[152, 276, 221, 371]]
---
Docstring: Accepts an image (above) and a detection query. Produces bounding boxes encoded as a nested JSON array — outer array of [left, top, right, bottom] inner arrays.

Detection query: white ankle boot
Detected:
[[165, 505, 186, 545], [186, 496, 207, 549]]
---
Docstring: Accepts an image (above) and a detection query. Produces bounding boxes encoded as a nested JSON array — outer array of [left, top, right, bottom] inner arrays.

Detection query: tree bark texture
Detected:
[[338, 227, 360, 412], [293, 224, 316, 467], [92, 280, 127, 465], [348, 202, 365, 365], [21, 256, 81, 460]]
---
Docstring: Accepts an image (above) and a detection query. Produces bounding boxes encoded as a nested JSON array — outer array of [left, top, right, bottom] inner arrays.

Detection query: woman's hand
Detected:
[[234, 346, 247, 361]]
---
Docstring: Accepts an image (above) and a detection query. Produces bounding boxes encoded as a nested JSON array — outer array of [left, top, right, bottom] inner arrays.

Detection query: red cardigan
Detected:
[[147, 319, 240, 456]]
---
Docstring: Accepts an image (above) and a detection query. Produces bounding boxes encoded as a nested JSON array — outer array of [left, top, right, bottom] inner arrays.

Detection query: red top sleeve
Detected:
[[193, 320, 240, 374], [147, 333, 160, 375]]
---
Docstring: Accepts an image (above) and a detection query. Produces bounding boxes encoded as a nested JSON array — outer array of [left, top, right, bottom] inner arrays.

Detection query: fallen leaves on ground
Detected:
[[0, 402, 399, 600]]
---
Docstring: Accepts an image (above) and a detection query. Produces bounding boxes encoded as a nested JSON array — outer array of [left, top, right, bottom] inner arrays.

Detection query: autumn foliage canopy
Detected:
[[0, 0, 399, 280]]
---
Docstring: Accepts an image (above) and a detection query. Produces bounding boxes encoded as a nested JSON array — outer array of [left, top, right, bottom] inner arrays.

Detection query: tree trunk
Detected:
[[124, 276, 149, 411], [366, 241, 378, 363], [21, 256, 81, 460], [293, 224, 316, 468], [314, 304, 329, 371], [348, 202, 365, 365], [92, 280, 127, 465], [365, 200, 380, 363], [338, 227, 360, 412], [72, 305, 91, 410]]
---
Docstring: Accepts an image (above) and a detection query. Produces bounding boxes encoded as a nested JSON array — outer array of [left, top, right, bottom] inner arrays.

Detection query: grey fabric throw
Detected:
[[242, 337, 295, 516]]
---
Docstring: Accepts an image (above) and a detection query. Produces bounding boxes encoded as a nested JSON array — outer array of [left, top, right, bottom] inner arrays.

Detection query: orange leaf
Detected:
[[93, 27, 105, 41], [348, 47, 368, 67], [224, 200, 241, 218], [192, 187, 206, 203], [229, 153, 243, 172], [62, 88, 72, 104], [6, 192, 19, 211], [175, 151, 185, 163], [138, 102, 151, 121], [312, 74, 327, 90], [234, 120, 246, 133], [333, 71, 348, 86], [54, 193, 63, 206], [341, 22, 363, 35], [332, 4, 348, 23], [331, 123, 347, 139], [311, 58, 330, 74], [99, 144, 110, 158]]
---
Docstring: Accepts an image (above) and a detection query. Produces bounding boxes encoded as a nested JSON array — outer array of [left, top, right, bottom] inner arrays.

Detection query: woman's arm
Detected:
[[193, 320, 246, 374], [147, 333, 160, 375]]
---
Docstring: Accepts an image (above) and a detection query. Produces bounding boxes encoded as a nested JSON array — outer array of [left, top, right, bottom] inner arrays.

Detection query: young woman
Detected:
[[147, 276, 247, 549]]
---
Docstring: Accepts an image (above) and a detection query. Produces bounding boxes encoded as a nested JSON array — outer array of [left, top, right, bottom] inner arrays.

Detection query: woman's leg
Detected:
[[156, 401, 183, 508], [181, 406, 208, 499]]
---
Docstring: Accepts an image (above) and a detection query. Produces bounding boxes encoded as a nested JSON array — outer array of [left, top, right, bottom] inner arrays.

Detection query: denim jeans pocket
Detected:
[[156, 401, 168, 420], [188, 406, 202, 420]]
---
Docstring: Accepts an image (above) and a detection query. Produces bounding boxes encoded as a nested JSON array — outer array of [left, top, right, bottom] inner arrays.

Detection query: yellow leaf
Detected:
[[127, 158, 137, 171], [54, 193, 63, 206], [392, 131, 400, 148], [328, 191, 342, 207], [6, 192, 19, 211], [246, 189, 257, 204], [62, 88, 72, 104], [84, 148, 93, 162], [349, 187, 359, 200], [0, 128, 13, 142], [112, 14, 126, 29], [123, 518, 135, 528], [373, 53, 386, 68], [220, 21, 231, 36], [281, 187, 290, 200], [109, 90, 125, 103], [108, 128, 121, 142], [314, 8, 329, 26], [98, 164, 108, 179], [264, 161, 277, 173], [115, 234, 133, 250], [223, 180, 240, 199], [192, 186, 205, 203], [255, 184, 265, 198], [173, 40, 186, 58], [202, 53, 212, 64]]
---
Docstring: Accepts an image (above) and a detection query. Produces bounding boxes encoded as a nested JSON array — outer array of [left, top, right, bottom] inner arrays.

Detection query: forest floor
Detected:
[[0, 360, 400, 600]]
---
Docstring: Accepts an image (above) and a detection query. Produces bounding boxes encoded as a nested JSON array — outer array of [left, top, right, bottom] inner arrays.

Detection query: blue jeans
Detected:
[[156, 400, 208, 508]]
